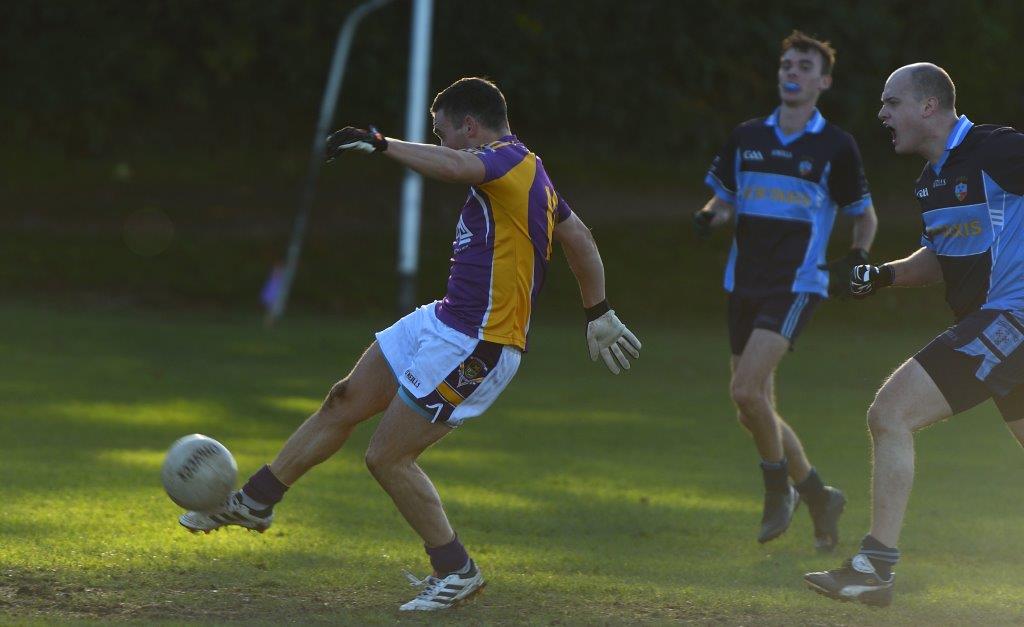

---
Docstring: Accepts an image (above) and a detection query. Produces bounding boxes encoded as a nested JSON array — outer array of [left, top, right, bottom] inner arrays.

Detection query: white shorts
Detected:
[[375, 302, 522, 427]]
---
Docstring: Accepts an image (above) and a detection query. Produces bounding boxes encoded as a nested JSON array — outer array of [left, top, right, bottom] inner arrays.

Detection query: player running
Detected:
[[175, 77, 641, 611], [805, 63, 1024, 607], [694, 31, 878, 550]]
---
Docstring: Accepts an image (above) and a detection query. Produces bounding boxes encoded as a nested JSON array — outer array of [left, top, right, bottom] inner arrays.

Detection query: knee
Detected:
[[323, 378, 350, 411], [730, 380, 763, 414], [364, 446, 397, 481], [867, 396, 907, 438]]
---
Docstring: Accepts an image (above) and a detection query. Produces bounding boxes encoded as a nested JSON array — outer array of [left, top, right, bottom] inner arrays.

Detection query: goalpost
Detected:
[[267, 0, 434, 325]]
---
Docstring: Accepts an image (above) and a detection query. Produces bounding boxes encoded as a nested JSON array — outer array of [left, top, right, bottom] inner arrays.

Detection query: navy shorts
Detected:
[[915, 309, 1024, 422], [727, 292, 821, 356]]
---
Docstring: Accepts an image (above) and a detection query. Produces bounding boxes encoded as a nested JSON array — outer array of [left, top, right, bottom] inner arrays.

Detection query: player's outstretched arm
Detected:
[[382, 138, 485, 185], [692, 195, 734, 239], [325, 126, 485, 185], [850, 247, 942, 299], [554, 213, 642, 374]]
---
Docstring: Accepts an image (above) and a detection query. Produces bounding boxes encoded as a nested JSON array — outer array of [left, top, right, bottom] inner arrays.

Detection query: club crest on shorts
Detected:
[[798, 159, 813, 177], [954, 177, 969, 202], [457, 356, 488, 387]]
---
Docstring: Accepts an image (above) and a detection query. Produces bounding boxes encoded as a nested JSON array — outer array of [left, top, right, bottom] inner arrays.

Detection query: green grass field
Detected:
[[3, 301, 1024, 624]]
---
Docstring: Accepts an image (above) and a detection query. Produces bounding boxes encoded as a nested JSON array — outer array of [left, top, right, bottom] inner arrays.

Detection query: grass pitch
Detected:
[[2, 301, 1023, 624]]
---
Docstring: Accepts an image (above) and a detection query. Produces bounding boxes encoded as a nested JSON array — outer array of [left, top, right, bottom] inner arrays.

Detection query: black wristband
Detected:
[[585, 300, 611, 322], [877, 264, 895, 288]]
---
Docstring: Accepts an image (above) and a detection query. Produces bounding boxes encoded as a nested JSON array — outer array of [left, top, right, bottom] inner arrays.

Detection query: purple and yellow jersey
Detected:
[[434, 135, 573, 350]]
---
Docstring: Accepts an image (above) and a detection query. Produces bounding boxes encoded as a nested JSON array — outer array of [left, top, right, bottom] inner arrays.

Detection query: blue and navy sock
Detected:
[[859, 534, 899, 579], [426, 533, 470, 576], [760, 458, 789, 493], [241, 464, 288, 510]]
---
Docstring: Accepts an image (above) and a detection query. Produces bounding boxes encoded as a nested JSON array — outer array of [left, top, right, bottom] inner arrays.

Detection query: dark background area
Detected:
[[3, 0, 1022, 320]]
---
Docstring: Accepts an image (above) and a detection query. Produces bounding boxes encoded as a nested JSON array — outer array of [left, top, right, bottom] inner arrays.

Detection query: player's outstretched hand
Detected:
[[818, 248, 869, 298], [692, 209, 715, 240], [850, 263, 894, 299], [325, 126, 388, 161], [586, 309, 642, 374]]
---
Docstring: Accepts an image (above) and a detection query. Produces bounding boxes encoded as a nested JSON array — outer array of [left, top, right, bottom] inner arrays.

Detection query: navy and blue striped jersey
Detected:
[[914, 116, 1024, 320], [705, 109, 872, 297]]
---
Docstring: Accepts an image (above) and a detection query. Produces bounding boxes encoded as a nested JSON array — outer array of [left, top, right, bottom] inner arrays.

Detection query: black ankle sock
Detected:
[[794, 467, 827, 507], [425, 533, 470, 576], [859, 534, 899, 579], [760, 458, 789, 493], [242, 465, 288, 508]]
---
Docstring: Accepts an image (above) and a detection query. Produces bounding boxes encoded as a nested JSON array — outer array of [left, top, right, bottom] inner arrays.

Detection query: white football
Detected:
[[161, 434, 237, 511]]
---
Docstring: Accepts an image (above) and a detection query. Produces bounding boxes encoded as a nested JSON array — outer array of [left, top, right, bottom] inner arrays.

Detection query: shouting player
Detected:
[[176, 77, 641, 611], [694, 31, 878, 549], [805, 63, 1024, 607]]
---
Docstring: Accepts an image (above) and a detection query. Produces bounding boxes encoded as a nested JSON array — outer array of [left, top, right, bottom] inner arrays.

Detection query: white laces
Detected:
[[402, 570, 446, 601]]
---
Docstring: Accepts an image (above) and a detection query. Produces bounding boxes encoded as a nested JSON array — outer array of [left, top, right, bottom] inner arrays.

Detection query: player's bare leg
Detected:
[[730, 330, 800, 542], [866, 358, 952, 548], [365, 398, 484, 610], [730, 330, 790, 462], [731, 329, 845, 548], [805, 357, 951, 605], [271, 341, 396, 484], [732, 355, 812, 481], [179, 341, 396, 533]]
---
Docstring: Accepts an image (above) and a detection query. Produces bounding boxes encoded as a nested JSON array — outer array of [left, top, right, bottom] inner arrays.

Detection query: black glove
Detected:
[[818, 248, 869, 298], [850, 263, 895, 299], [325, 126, 388, 161], [692, 210, 715, 240]]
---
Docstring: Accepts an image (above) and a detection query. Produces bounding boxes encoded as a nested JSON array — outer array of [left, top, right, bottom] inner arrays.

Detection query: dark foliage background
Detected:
[[5, 0, 1022, 161], [2, 0, 1021, 315]]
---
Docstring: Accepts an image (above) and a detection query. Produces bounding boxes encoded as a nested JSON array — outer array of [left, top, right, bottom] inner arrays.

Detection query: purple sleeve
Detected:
[[469, 143, 523, 184], [556, 194, 573, 223]]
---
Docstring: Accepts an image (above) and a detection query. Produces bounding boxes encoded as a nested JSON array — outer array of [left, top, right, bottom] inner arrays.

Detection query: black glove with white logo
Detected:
[[850, 263, 895, 299], [818, 248, 869, 298], [325, 126, 388, 161]]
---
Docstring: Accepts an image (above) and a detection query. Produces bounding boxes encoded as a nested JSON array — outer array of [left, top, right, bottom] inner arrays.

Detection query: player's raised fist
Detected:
[[326, 126, 388, 160], [850, 263, 894, 299]]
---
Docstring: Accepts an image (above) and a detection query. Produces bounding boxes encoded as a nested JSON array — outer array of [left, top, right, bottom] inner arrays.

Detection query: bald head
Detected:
[[891, 63, 956, 110]]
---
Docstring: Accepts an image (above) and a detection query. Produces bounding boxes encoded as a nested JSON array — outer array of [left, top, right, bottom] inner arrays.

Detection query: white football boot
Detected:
[[400, 559, 486, 611], [178, 491, 274, 534]]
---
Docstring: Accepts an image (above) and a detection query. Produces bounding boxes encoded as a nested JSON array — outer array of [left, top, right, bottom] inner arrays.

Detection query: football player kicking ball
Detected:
[[695, 31, 878, 550], [805, 63, 1024, 607], [176, 77, 641, 611]]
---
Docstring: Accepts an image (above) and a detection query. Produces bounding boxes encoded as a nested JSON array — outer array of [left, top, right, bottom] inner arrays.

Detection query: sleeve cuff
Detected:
[[704, 173, 736, 205], [839, 194, 872, 216]]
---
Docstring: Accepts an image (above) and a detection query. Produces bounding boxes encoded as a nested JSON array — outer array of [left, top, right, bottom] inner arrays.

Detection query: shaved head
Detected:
[[891, 63, 956, 110]]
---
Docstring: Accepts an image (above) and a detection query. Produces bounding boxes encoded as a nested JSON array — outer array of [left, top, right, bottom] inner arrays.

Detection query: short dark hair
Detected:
[[909, 64, 956, 110], [781, 30, 836, 75], [430, 77, 508, 131]]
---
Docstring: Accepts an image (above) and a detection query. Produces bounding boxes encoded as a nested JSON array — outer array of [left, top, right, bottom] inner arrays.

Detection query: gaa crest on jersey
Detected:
[[954, 177, 969, 202], [798, 159, 813, 177], [457, 356, 488, 387]]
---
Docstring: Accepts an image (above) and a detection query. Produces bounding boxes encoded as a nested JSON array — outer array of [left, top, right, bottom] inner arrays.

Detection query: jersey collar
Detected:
[[765, 107, 826, 145], [931, 115, 973, 173]]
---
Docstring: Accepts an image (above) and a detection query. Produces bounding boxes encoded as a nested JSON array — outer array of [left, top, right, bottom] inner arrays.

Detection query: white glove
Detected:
[[586, 310, 642, 374]]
